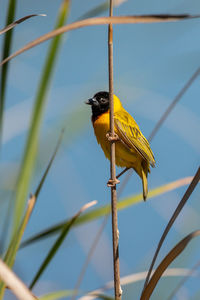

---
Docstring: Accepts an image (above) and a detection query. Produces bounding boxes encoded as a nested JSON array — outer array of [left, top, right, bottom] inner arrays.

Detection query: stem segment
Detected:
[[108, 1, 121, 299]]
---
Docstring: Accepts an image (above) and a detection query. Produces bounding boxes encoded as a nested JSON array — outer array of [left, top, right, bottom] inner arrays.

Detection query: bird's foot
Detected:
[[107, 178, 120, 187], [106, 132, 119, 142]]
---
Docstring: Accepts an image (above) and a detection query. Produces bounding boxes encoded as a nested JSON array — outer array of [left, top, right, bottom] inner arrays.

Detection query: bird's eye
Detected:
[[101, 98, 106, 103]]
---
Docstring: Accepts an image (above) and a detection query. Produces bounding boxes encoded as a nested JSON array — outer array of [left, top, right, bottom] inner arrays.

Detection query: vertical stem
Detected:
[[108, 1, 121, 299]]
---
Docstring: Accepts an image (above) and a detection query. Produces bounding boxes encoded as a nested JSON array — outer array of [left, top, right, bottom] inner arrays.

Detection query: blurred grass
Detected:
[[0, 129, 63, 298], [13, 0, 70, 232], [0, 0, 16, 139], [0, 195, 35, 299], [30, 201, 96, 289], [78, 1, 109, 20], [21, 177, 192, 248], [39, 290, 75, 300], [192, 290, 200, 300], [141, 230, 200, 300]]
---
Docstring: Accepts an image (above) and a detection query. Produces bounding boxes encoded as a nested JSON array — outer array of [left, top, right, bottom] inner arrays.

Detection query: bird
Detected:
[[85, 91, 155, 200]]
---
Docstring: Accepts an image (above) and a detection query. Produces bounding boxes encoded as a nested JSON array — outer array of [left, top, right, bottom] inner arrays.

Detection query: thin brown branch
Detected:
[[142, 166, 200, 292], [1, 14, 199, 67], [108, 1, 121, 300]]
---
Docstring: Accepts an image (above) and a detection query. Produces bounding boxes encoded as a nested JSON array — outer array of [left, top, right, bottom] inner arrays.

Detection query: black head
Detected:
[[85, 91, 109, 121]]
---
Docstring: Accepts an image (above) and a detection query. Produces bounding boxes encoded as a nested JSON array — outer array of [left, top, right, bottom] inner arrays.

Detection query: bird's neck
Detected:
[[91, 105, 109, 122]]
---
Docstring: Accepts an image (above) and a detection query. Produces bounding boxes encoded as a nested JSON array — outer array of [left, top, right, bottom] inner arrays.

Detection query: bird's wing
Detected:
[[114, 110, 155, 167]]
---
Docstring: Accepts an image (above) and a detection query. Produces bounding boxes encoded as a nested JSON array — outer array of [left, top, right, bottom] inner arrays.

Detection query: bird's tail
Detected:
[[141, 164, 148, 201]]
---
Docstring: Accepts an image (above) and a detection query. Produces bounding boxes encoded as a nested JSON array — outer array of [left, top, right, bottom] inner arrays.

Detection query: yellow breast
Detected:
[[93, 110, 142, 172], [93, 111, 111, 160]]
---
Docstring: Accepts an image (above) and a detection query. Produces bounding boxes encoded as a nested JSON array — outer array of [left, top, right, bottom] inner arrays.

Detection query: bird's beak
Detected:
[[85, 98, 96, 105]]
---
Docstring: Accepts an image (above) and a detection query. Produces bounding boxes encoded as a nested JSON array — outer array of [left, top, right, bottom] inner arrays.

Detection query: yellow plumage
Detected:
[[86, 92, 155, 200]]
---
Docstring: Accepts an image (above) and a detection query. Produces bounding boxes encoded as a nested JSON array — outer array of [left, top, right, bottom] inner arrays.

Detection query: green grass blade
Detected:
[[0, 0, 16, 139], [3, 196, 36, 266], [4, 131, 63, 262], [13, 0, 70, 232], [0, 130, 64, 297], [39, 290, 75, 300], [29, 201, 97, 289], [0, 195, 36, 299], [21, 177, 192, 248]]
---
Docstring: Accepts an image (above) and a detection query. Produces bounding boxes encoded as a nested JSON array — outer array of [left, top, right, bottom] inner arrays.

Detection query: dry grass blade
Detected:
[[20, 176, 193, 248], [1, 14, 199, 67], [29, 201, 97, 289], [141, 230, 200, 300], [0, 259, 37, 300], [79, 268, 194, 300], [0, 14, 46, 35], [143, 167, 200, 291]]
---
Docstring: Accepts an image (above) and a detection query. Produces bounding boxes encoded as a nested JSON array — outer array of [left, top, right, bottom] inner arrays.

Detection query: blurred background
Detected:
[[0, 0, 200, 299]]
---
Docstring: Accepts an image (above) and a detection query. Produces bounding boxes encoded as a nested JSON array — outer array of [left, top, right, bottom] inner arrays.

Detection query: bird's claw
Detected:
[[106, 132, 119, 142], [107, 178, 120, 187]]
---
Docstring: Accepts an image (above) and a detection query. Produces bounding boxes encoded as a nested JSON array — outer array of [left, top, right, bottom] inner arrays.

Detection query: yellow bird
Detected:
[[85, 91, 155, 200]]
